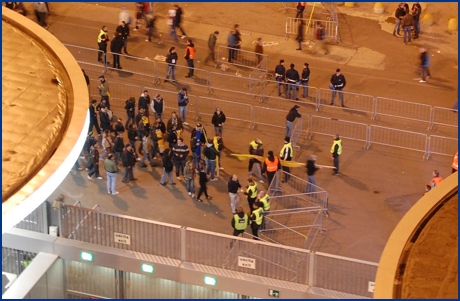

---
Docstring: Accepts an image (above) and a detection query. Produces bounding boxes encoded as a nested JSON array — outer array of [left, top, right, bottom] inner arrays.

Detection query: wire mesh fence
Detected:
[[195, 96, 254, 128], [373, 97, 432, 126], [429, 106, 459, 130], [216, 45, 269, 70], [426, 135, 458, 158], [317, 89, 375, 116]]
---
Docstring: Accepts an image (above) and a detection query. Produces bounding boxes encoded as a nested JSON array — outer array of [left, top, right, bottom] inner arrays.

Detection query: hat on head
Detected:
[[268, 150, 274, 156], [285, 137, 290, 143], [255, 138, 262, 144], [294, 105, 300, 109]]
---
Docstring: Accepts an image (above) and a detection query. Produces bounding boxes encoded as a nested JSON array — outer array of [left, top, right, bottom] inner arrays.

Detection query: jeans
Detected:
[[175, 160, 186, 177], [88, 163, 100, 177], [285, 120, 293, 138], [414, 21, 420, 37], [249, 162, 264, 181], [170, 25, 178, 42], [286, 82, 297, 99], [403, 26, 412, 44], [331, 90, 344, 106], [160, 168, 174, 184], [421, 66, 431, 81], [306, 175, 317, 193], [166, 65, 176, 80], [186, 59, 194, 76], [228, 47, 236, 63], [214, 126, 222, 135], [394, 18, 401, 34], [229, 193, 240, 214], [206, 159, 216, 179], [106, 172, 117, 193], [74, 160, 80, 170], [122, 166, 134, 181], [276, 78, 285, 96], [333, 156, 339, 174], [185, 177, 195, 195], [302, 81, 309, 97], [178, 105, 188, 123], [140, 152, 154, 167]]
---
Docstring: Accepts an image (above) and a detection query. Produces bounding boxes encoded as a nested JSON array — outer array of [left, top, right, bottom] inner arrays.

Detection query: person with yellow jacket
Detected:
[[213, 133, 224, 171], [330, 134, 342, 175], [262, 151, 281, 186], [97, 25, 110, 64], [250, 202, 264, 240], [452, 151, 458, 174], [184, 39, 196, 78], [257, 190, 270, 217], [231, 206, 249, 237], [244, 179, 258, 213], [280, 137, 294, 183]]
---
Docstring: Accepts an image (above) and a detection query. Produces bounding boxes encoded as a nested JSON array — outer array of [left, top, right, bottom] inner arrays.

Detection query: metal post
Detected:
[[42, 202, 49, 234], [308, 252, 315, 287], [180, 227, 187, 261]]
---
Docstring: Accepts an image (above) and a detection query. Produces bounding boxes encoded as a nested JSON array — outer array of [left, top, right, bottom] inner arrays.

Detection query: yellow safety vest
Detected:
[[97, 29, 106, 43], [234, 214, 249, 230], [246, 183, 258, 198], [249, 140, 260, 149], [279, 142, 293, 159], [330, 139, 342, 155], [252, 207, 264, 225], [259, 194, 270, 211]]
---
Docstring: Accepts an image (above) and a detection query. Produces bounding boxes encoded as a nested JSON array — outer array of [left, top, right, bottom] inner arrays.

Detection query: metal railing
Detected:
[[429, 106, 459, 130], [373, 97, 432, 126], [290, 117, 304, 150], [195, 96, 254, 128], [216, 45, 269, 71], [426, 135, 458, 158], [285, 17, 338, 40], [260, 80, 318, 109], [317, 88, 375, 116], [13, 201, 48, 234], [64, 44, 105, 74]]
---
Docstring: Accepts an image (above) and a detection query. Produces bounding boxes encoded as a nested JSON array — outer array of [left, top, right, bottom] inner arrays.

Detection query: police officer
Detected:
[[244, 178, 258, 214], [97, 25, 110, 64], [301, 63, 310, 98], [330, 68, 346, 107], [280, 137, 293, 182], [285, 63, 300, 100], [231, 206, 249, 236], [330, 134, 342, 175], [274, 59, 286, 96], [250, 202, 264, 240]]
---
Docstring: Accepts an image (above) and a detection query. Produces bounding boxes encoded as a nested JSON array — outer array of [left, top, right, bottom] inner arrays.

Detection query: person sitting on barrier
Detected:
[[231, 206, 249, 237], [250, 202, 264, 240], [429, 170, 443, 188], [274, 59, 286, 96]]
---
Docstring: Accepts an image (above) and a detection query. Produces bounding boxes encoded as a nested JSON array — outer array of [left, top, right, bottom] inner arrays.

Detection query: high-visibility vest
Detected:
[[97, 29, 106, 43], [234, 214, 249, 230], [249, 140, 260, 149], [430, 176, 443, 188], [279, 142, 293, 160], [252, 207, 264, 225], [330, 139, 342, 155], [246, 183, 258, 198], [185, 45, 195, 59], [265, 156, 279, 172], [453, 152, 458, 171], [259, 194, 270, 211]]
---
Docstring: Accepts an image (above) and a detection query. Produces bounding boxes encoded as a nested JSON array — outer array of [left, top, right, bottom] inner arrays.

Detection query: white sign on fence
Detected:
[[368, 281, 375, 293], [238, 256, 256, 269], [114, 232, 131, 245]]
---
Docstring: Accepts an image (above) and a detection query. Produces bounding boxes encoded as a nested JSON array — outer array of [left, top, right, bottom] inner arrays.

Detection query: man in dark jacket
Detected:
[[204, 31, 219, 64], [285, 105, 301, 138], [165, 47, 178, 82], [274, 59, 286, 96], [99, 106, 112, 132], [285, 63, 300, 100], [151, 94, 165, 121], [174, 4, 187, 38], [228, 175, 243, 214], [112, 132, 125, 166], [301, 63, 310, 98], [306, 154, 321, 193], [393, 3, 406, 36], [172, 137, 189, 179], [211, 107, 226, 135], [203, 139, 219, 181], [138, 90, 151, 118], [87, 142, 102, 180], [89, 99, 101, 135], [330, 68, 346, 106], [115, 21, 130, 54], [110, 32, 123, 69], [124, 97, 135, 128], [227, 29, 238, 63], [401, 9, 414, 45], [122, 143, 137, 183]]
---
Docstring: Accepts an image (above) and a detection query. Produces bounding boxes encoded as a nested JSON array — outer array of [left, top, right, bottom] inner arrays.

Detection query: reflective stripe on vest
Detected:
[[279, 142, 293, 159], [265, 156, 279, 172], [185, 46, 195, 59], [253, 208, 264, 225], [97, 30, 106, 43], [453, 152, 458, 170], [259, 194, 270, 211], [234, 214, 248, 230], [246, 183, 258, 198], [330, 139, 342, 155]]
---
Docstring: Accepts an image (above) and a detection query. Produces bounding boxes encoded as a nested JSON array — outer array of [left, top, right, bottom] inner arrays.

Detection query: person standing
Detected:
[[100, 131, 112, 160], [203, 139, 219, 181], [98, 75, 110, 108], [165, 47, 178, 82], [122, 143, 137, 183], [250, 202, 264, 240], [330, 68, 346, 107], [452, 151, 458, 174], [244, 179, 258, 214], [138, 90, 151, 119], [112, 131, 125, 166], [285, 105, 301, 138], [151, 94, 165, 121], [99, 106, 112, 132], [139, 133, 155, 168], [87, 142, 103, 180], [115, 21, 130, 54], [419, 47, 431, 83], [301, 63, 310, 98], [429, 170, 443, 188], [177, 87, 189, 125], [184, 155, 196, 198], [280, 137, 293, 183], [330, 134, 342, 175], [228, 175, 243, 214], [254, 37, 264, 67], [159, 149, 175, 185], [249, 139, 265, 183], [285, 63, 300, 100], [257, 191, 271, 217], [34, 2, 49, 29], [234, 24, 242, 59], [262, 151, 281, 186], [295, 2, 306, 19], [227, 29, 238, 64], [231, 206, 249, 236], [167, 111, 184, 133], [196, 164, 212, 202], [306, 155, 321, 193], [88, 100, 101, 135], [110, 32, 124, 69], [204, 31, 219, 64], [401, 8, 414, 45], [166, 124, 178, 150], [213, 132, 224, 170], [393, 3, 406, 36], [97, 26, 110, 64], [104, 153, 119, 195], [184, 39, 196, 78], [274, 60, 286, 96], [211, 107, 226, 135], [124, 97, 135, 128], [191, 123, 207, 170], [411, 3, 421, 39], [173, 4, 187, 39], [172, 137, 189, 179], [295, 20, 305, 50]]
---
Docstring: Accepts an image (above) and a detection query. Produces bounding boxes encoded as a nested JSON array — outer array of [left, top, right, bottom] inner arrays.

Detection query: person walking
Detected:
[[145, 14, 162, 44], [110, 32, 124, 69], [280, 137, 293, 183], [98, 75, 110, 108], [393, 3, 406, 36], [139, 133, 155, 168], [173, 4, 187, 39], [244, 179, 258, 214], [250, 202, 264, 240], [99, 106, 112, 132], [177, 87, 189, 125], [285, 63, 300, 100], [295, 2, 306, 19], [419, 47, 431, 83], [452, 151, 458, 174], [184, 39, 196, 78], [104, 153, 119, 195], [211, 107, 226, 135], [122, 143, 137, 183], [184, 155, 196, 198], [204, 31, 219, 64], [134, 2, 144, 32], [167, 7, 179, 43], [295, 20, 305, 50], [34, 2, 49, 29], [254, 37, 264, 67], [306, 155, 321, 193], [330, 134, 342, 175], [301, 63, 310, 98], [401, 8, 414, 45], [159, 149, 175, 185], [165, 47, 178, 82], [97, 26, 110, 64], [151, 93, 165, 121], [274, 60, 286, 96], [112, 132, 125, 166], [87, 142, 103, 180], [228, 175, 243, 214], [227, 29, 238, 64], [115, 21, 130, 54], [429, 170, 443, 188], [231, 206, 249, 236], [330, 68, 346, 106], [100, 131, 112, 160], [124, 97, 135, 128], [262, 151, 281, 186], [88, 100, 101, 135], [203, 139, 219, 181], [314, 21, 328, 55], [196, 164, 212, 202], [118, 6, 131, 27], [172, 137, 189, 180], [248, 139, 265, 183], [285, 105, 301, 138], [138, 90, 151, 119]]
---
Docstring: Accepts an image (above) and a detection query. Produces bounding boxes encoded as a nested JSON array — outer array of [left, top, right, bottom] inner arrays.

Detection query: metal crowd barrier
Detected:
[[64, 44, 105, 74], [2, 247, 37, 276], [429, 106, 459, 130], [195, 96, 254, 129], [373, 97, 432, 126], [290, 116, 304, 151], [252, 106, 290, 131], [105, 51, 156, 80], [206, 71, 263, 99], [216, 45, 269, 71], [260, 79, 318, 109], [426, 135, 458, 158], [13, 201, 48, 234], [317, 88, 375, 117], [285, 17, 338, 40]]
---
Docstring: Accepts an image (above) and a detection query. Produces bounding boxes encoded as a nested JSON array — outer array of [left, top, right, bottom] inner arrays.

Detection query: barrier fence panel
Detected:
[[59, 205, 182, 259], [195, 96, 253, 128], [248, 68, 267, 96], [427, 135, 458, 158], [312, 252, 378, 298], [429, 106, 459, 129], [142, 86, 199, 118], [368, 125, 428, 157], [216, 45, 269, 70], [13, 201, 48, 234], [373, 97, 432, 125], [2, 247, 37, 276], [260, 80, 318, 108], [290, 116, 305, 149], [64, 44, 106, 73], [308, 115, 369, 148], [252, 106, 289, 131], [207, 71, 262, 98], [105, 51, 156, 80], [285, 18, 338, 40], [185, 227, 310, 284], [317, 88, 375, 116]]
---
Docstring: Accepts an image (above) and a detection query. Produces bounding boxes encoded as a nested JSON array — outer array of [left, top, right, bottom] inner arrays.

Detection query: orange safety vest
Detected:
[[452, 152, 458, 171], [185, 46, 195, 59], [430, 176, 443, 188], [265, 156, 279, 172]]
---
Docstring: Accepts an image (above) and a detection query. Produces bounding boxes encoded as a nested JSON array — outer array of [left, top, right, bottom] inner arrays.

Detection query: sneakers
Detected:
[[206, 196, 212, 200], [188, 192, 192, 196], [108, 191, 111, 194], [160, 182, 166, 186], [219, 167, 224, 170], [210, 178, 218, 181], [112, 191, 119, 195], [176, 176, 181, 180], [419, 80, 426, 83], [77, 168, 83, 171], [87, 175, 92, 180], [183, 122, 189, 125], [196, 198, 203, 202], [259, 179, 265, 184], [181, 35, 187, 39], [97, 177, 103, 180], [191, 193, 195, 198]]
